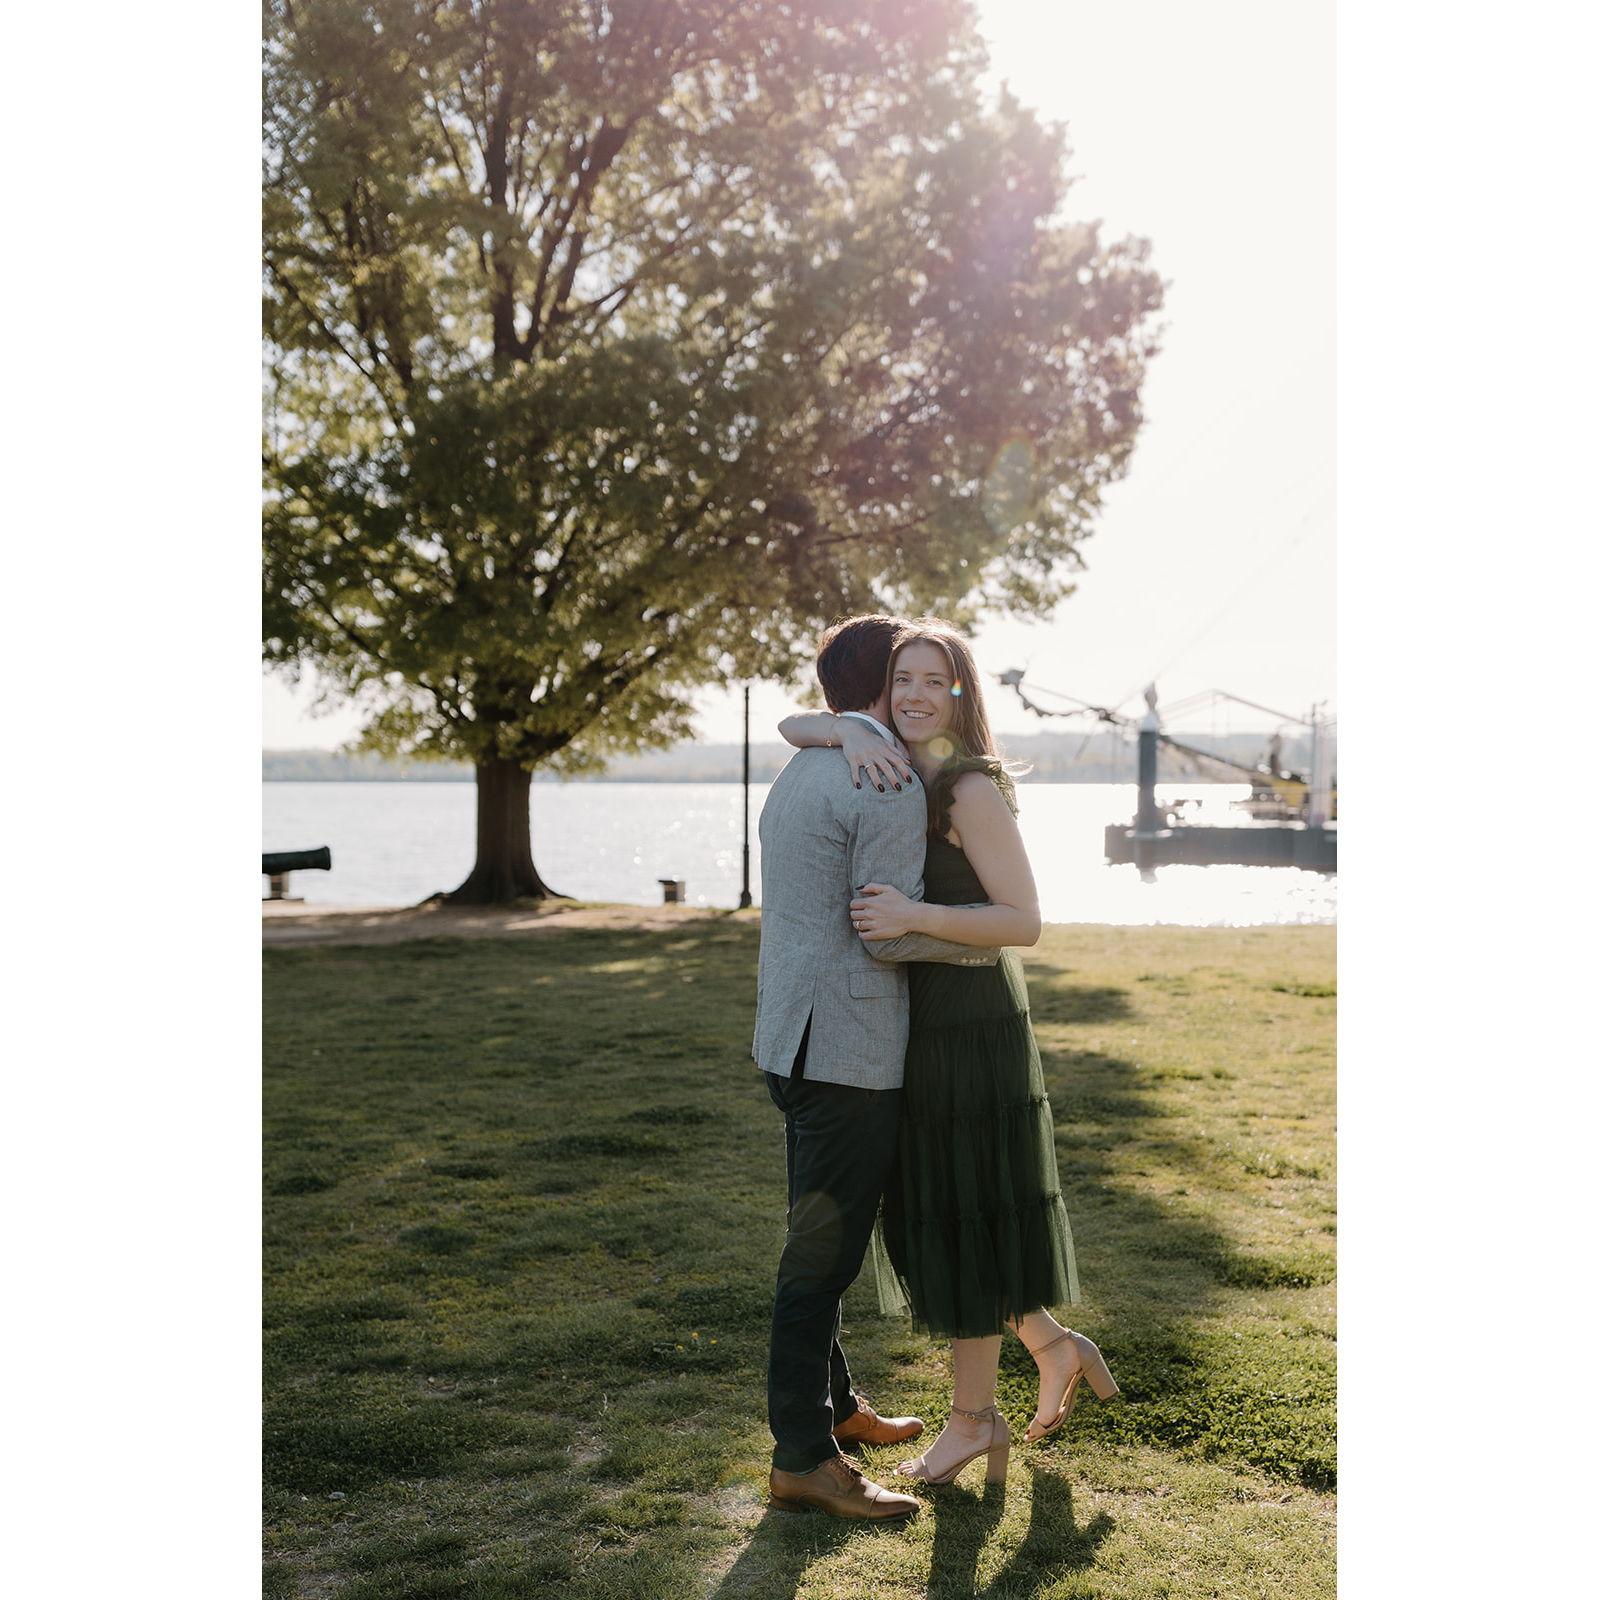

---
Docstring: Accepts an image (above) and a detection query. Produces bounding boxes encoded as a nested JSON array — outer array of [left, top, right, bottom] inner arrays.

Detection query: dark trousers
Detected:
[[765, 1047, 902, 1473]]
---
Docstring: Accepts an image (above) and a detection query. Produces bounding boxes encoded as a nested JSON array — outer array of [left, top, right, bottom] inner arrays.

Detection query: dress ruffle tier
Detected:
[[880, 886, 1081, 1338]]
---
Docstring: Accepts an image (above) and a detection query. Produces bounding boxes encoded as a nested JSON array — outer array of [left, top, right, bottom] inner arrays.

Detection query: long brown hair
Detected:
[[887, 618, 1026, 840]]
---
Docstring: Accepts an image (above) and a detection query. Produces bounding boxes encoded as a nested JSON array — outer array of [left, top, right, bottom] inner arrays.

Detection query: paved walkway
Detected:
[[262, 898, 737, 948]]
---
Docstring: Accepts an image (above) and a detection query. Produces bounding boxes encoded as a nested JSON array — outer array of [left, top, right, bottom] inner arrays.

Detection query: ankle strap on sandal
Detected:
[[1025, 1329, 1076, 1357], [949, 1402, 998, 1421]]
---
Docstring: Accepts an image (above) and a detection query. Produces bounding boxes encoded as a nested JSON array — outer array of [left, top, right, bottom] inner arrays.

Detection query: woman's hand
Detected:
[[850, 883, 922, 941], [839, 723, 913, 792]]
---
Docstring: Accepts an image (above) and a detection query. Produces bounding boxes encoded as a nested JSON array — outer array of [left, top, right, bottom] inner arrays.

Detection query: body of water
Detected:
[[263, 781, 1335, 926]]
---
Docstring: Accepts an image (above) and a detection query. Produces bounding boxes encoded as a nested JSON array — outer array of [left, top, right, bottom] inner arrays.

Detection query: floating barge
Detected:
[[998, 672, 1338, 877], [1103, 694, 1336, 873], [1104, 820, 1336, 871]]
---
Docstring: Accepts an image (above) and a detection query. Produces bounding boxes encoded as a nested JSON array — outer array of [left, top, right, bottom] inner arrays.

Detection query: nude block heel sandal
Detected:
[[896, 1402, 1010, 1487], [1078, 1333, 1120, 1402], [1025, 1330, 1120, 1444], [983, 1412, 1011, 1486]]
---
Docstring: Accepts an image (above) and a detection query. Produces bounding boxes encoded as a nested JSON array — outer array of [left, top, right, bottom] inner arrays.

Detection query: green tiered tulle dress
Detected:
[[879, 833, 1081, 1339]]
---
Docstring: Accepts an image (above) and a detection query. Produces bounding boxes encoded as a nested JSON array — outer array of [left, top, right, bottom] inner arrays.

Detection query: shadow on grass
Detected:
[[1019, 1010, 1336, 1490], [706, 1473, 1113, 1600], [1022, 965, 1137, 1028], [977, 1470, 1115, 1598], [927, 1479, 1008, 1598], [708, 1508, 862, 1600], [265, 919, 1333, 1596]]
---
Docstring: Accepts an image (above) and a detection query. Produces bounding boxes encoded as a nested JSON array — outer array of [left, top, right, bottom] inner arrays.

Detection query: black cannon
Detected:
[[262, 846, 332, 902]]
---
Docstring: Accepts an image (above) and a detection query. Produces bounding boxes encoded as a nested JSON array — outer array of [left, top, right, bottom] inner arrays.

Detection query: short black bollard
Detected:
[[263, 846, 333, 903]]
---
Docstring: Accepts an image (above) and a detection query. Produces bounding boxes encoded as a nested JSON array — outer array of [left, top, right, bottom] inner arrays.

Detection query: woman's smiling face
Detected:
[[890, 640, 957, 746]]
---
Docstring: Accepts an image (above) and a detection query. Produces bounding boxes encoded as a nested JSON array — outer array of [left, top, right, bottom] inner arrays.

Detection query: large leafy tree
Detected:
[[263, 0, 1162, 901]]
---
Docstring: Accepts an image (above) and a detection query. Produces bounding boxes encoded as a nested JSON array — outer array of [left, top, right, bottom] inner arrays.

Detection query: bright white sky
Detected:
[[263, 0, 1334, 750]]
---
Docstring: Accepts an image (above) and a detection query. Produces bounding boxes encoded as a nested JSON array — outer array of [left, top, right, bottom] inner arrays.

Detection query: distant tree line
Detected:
[[263, 729, 1314, 785]]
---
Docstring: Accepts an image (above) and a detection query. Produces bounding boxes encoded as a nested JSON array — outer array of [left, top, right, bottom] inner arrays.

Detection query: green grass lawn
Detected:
[[264, 917, 1335, 1600]]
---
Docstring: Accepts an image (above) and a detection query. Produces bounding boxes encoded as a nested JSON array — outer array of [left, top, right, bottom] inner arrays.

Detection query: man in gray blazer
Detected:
[[754, 614, 1000, 1521]]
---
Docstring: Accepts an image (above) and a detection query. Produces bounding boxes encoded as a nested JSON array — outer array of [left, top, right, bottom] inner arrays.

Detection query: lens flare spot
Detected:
[[929, 735, 956, 761], [951, 681, 963, 697], [981, 435, 1038, 536]]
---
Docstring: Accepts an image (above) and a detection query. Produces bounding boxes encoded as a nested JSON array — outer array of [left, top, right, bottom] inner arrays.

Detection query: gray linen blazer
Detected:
[[751, 746, 1001, 1090]]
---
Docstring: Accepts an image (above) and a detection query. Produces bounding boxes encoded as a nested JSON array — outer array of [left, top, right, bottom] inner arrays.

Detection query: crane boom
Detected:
[[997, 671, 1322, 810]]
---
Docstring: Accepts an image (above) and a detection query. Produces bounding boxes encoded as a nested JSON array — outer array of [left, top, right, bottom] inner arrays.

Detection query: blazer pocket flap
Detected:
[[849, 969, 899, 999]]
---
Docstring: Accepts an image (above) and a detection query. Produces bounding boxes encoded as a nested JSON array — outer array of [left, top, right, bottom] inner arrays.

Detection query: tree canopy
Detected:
[[263, 0, 1163, 897]]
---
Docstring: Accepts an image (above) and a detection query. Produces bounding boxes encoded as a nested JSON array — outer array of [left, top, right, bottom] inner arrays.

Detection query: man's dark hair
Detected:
[[815, 614, 901, 713]]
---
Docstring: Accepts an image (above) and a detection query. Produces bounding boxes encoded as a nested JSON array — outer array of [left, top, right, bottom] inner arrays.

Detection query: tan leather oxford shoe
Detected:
[[832, 1397, 925, 1449], [768, 1455, 920, 1520]]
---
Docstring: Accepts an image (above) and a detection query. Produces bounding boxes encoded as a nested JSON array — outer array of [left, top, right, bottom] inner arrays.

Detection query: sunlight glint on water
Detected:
[[262, 781, 1335, 926]]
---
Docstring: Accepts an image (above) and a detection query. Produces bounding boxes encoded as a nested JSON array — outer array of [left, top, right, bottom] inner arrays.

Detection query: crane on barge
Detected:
[[996, 670, 1336, 871]]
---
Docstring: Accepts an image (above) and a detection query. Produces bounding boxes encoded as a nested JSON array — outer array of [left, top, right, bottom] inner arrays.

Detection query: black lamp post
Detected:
[[738, 684, 753, 909]]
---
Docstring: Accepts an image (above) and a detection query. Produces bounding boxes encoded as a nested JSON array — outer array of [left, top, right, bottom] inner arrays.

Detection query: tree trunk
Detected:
[[443, 757, 566, 903]]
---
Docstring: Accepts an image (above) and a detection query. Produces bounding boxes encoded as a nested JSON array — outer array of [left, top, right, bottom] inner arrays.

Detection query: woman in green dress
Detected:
[[781, 618, 1119, 1488]]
